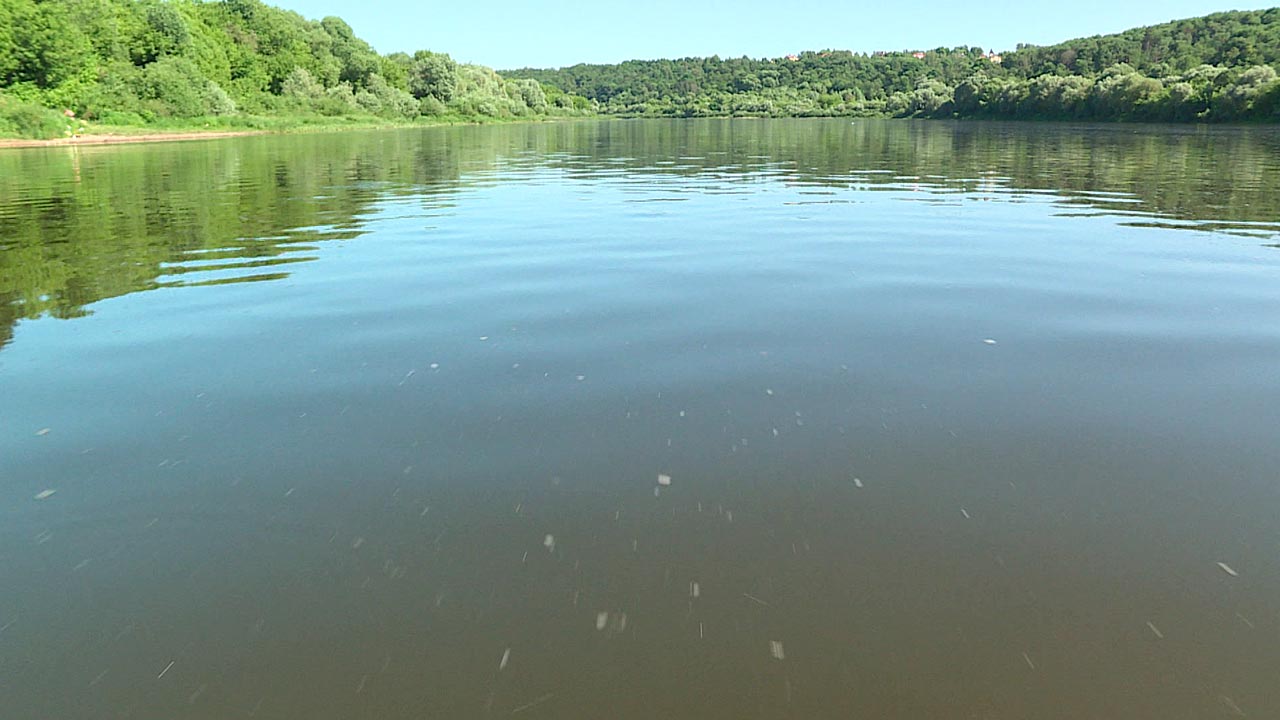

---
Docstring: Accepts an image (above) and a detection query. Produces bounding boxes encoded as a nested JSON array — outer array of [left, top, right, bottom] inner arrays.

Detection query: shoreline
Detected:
[[0, 128, 275, 148], [0, 116, 594, 150], [0, 129, 272, 149]]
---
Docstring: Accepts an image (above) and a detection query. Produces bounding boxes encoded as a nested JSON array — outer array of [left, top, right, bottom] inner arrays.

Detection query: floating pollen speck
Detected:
[[1217, 562, 1239, 577], [34, 489, 57, 501], [658, 474, 671, 486], [852, 478, 863, 488], [35, 428, 51, 436], [543, 534, 555, 551], [499, 648, 511, 670], [983, 339, 998, 345], [596, 612, 609, 631], [769, 641, 785, 660]]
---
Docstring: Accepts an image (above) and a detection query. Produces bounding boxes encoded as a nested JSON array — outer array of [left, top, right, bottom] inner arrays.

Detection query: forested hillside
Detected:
[[2, 3, 1278, 139], [507, 9, 1280, 122], [0, 0, 590, 139]]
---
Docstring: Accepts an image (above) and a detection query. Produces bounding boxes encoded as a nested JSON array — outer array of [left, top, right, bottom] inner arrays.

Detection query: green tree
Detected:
[[409, 51, 457, 101]]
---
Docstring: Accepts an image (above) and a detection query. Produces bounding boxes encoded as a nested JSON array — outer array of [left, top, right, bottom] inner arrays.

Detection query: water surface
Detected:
[[2, 119, 1280, 719]]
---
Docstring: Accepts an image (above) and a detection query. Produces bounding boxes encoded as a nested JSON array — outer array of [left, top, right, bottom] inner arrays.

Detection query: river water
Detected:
[[2, 119, 1279, 719]]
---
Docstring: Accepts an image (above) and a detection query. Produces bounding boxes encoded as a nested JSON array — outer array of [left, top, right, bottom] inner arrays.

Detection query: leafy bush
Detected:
[[137, 57, 210, 117], [0, 94, 68, 138], [281, 67, 324, 103], [204, 81, 237, 115], [366, 74, 419, 118], [418, 95, 447, 116]]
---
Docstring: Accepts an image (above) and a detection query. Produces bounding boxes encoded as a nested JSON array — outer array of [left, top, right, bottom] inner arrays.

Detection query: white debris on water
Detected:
[[852, 478, 863, 488], [157, 661, 176, 679], [596, 612, 609, 631], [961, 508, 971, 519], [769, 641, 785, 660], [1146, 622, 1164, 639], [543, 534, 556, 552], [511, 693, 556, 715], [658, 474, 672, 486], [983, 339, 998, 345], [35, 428, 51, 436], [429, 363, 440, 370], [691, 582, 701, 598], [1221, 696, 1246, 717], [766, 389, 774, 395], [499, 648, 511, 670], [1217, 562, 1239, 577], [1021, 652, 1036, 670], [33, 489, 57, 501]]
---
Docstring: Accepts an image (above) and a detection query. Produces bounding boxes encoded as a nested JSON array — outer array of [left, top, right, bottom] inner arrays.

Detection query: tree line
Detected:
[[2, 3, 1278, 139], [0, 0, 592, 138], [505, 9, 1280, 122]]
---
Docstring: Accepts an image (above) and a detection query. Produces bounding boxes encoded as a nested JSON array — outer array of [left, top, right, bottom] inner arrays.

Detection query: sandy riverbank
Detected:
[[0, 130, 269, 149]]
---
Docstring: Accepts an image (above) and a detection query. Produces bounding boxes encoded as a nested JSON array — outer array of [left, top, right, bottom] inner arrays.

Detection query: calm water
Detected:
[[2, 119, 1280, 719]]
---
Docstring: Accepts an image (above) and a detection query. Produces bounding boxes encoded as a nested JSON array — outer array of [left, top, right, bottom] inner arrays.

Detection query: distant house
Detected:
[[912, 52, 926, 60], [988, 54, 1003, 64], [785, 54, 800, 62]]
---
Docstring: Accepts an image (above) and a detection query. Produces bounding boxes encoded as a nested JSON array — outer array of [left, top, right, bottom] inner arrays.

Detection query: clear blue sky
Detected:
[[273, 1, 1273, 69]]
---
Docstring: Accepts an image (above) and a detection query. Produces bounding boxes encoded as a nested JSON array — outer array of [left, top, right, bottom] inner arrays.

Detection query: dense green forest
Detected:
[[506, 9, 1280, 122], [0, 0, 592, 139], [1, 3, 1278, 138]]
